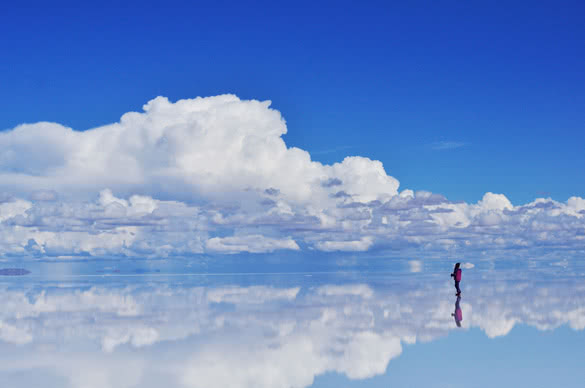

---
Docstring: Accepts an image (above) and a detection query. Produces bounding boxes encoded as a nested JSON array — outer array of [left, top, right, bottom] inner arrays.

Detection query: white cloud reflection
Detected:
[[0, 274, 584, 388]]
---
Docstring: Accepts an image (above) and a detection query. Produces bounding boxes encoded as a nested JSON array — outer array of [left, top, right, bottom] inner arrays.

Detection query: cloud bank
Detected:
[[1, 95, 584, 257]]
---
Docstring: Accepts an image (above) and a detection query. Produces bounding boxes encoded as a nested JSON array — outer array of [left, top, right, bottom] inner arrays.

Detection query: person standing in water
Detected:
[[451, 262, 462, 296]]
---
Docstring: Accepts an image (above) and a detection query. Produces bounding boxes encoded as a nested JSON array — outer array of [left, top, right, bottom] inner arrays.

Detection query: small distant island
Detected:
[[0, 268, 31, 276]]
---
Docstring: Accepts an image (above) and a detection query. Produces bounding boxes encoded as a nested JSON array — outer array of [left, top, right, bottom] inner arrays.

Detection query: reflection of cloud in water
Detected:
[[409, 260, 422, 273], [207, 285, 300, 304], [0, 276, 584, 388]]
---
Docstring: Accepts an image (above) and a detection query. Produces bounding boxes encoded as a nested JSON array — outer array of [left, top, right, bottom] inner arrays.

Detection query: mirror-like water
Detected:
[[1, 259, 584, 388]]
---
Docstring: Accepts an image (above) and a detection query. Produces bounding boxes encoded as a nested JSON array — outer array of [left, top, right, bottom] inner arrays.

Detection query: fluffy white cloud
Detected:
[[205, 235, 300, 254], [0, 96, 397, 203], [1, 95, 584, 256], [315, 237, 374, 252], [0, 198, 32, 222]]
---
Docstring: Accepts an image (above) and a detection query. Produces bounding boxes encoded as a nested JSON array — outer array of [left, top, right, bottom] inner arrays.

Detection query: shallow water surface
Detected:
[[0, 258, 584, 388]]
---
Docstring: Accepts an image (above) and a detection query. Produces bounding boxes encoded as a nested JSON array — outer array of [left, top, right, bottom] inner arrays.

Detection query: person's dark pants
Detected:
[[455, 281, 461, 294]]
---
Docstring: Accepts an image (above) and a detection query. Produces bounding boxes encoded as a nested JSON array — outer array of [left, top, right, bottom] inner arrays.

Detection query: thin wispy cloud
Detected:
[[429, 141, 466, 150]]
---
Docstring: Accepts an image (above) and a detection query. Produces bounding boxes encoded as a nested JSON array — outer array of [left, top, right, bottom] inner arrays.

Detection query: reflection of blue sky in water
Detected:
[[0, 261, 584, 388]]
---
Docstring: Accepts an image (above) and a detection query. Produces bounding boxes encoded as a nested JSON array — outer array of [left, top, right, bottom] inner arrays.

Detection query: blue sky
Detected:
[[2, 0, 584, 205], [1, 1, 585, 259]]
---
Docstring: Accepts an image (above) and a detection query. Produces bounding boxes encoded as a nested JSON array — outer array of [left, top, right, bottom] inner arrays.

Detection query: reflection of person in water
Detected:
[[452, 296, 463, 327], [451, 262, 462, 296]]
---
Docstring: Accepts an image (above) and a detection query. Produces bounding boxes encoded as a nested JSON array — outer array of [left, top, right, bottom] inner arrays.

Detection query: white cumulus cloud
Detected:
[[205, 235, 300, 254], [0, 95, 584, 256]]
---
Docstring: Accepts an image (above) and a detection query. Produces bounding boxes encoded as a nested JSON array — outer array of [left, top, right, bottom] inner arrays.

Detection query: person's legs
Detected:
[[455, 281, 461, 294]]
